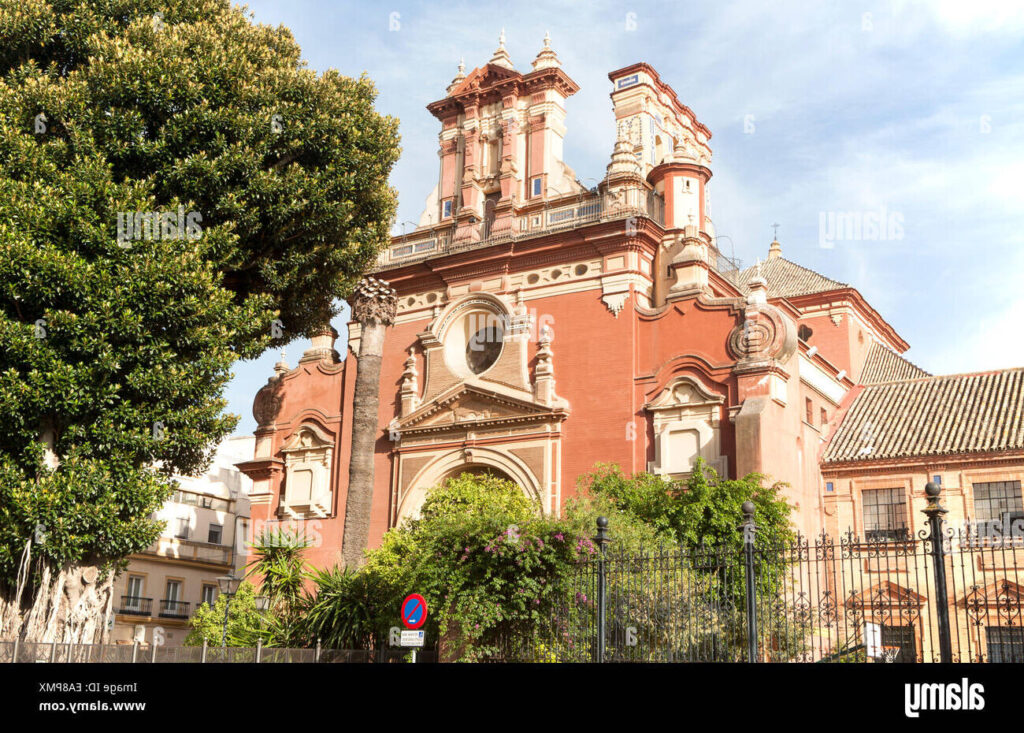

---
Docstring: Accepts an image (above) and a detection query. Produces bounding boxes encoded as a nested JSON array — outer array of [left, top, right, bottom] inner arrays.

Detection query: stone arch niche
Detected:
[[395, 447, 543, 523], [278, 423, 334, 519], [645, 375, 727, 479]]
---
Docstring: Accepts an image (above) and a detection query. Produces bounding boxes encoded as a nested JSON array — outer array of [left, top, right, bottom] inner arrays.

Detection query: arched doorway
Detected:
[[442, 464, 516, 483], [395, 447, 543, 523]]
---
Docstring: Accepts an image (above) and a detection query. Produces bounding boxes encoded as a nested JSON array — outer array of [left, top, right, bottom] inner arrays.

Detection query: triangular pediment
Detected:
[[960, 579, 1024, 609], [399, 382, 566, 432], [451, 64, 522, 96], [847, 580, 925, 609]]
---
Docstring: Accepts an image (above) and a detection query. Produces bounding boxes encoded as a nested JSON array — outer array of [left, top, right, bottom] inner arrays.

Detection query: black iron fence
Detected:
[[494, 483, 1024, 663], [0, 639, 435, 663]]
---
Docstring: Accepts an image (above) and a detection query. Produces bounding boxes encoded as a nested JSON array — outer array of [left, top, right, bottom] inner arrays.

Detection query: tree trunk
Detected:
[[341, 278, 396, 570], [0, 543, 114, 644]]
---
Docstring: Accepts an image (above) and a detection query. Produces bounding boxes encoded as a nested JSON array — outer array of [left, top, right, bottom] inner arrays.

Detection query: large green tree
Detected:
[[0, 0, 399, 642]]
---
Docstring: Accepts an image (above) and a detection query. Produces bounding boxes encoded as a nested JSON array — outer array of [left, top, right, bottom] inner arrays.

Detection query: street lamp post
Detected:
[[216, 572, 243, 649]]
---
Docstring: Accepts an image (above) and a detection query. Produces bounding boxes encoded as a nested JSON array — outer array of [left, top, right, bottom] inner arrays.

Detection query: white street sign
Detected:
[[400, 630, 425, 647]]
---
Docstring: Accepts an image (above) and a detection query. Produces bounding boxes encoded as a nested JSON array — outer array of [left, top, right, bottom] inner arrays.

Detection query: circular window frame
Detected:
[[436, 296, 509, 379]]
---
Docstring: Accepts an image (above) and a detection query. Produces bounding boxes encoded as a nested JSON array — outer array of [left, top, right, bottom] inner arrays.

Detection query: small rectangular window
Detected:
[[805, 398, 814, 424], [973, 480, 1023, 536], [862, 488, 908, 541], [174, 517, 190, 540], [442, 199, 452, 218], [165, 580, 181, 602], [208, 524, 222, 545], [987, 626, 1024, 663], [820, 407, 828, 427], [531, 177, 542, 197], [826, 482, 835, 493], [126, 575, 144, 600], [201, 584, 217, 608]]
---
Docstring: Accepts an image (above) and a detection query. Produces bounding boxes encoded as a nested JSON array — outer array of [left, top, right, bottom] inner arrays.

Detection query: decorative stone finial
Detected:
[[274, 347, 289, 375], [489, 29, 514, 70], [447, 57, 467, 94], [400, 346, 420, 416], [673, 139, 697, 163], [532, 31, 560, 70], [745, 261, 769, 306], [301, 325, 340, 363], [534, 324, 557, 406], [606, 136, 641, 177]]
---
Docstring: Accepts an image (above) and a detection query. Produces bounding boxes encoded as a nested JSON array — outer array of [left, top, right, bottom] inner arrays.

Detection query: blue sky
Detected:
[[225, 0, 1024, 434]]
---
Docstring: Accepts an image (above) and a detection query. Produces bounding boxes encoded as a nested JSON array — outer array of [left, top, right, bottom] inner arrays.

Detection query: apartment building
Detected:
[[110, 435, 254, 646]]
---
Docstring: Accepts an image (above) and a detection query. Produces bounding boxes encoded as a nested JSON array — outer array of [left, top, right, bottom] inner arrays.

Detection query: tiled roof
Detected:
[[736, 257, 847, 298], [823, 369, 1024, 463], [859, 342, 930, 384]]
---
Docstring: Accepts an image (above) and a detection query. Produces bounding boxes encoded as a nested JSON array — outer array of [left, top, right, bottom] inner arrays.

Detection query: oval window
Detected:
[[466, 323, 503, 374], [443, 307, 506, 378]]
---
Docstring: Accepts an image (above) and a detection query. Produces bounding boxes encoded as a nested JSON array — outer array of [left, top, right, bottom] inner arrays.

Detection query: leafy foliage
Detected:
[[0, 0, 399, 582], [581, 458, 794, 552], [301, 472, 674, 660], [580, 460, 802, 659], [184, 581, 267, 648]]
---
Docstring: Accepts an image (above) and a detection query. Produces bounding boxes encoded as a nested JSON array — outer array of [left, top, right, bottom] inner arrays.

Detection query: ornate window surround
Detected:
[[279, 423, 335, 519], [645, 375, 727, 479]]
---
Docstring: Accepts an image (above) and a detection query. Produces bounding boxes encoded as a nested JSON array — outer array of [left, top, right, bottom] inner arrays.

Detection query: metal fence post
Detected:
[[12, 636, 19, 664], [201, 638, 207, 664], [256, 638, 262, 664], [131, 641, 138, 664], [49, 641, 56, 663], [315, 637, 321, 663], [740, 500, 758, 663], [923, 481, 953, 663], [595, 516, 610, 663]]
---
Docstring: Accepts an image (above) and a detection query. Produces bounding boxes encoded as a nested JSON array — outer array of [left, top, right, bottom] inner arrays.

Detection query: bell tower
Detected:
[[422, 32, 583, 244], [608, 64, 717, 303]]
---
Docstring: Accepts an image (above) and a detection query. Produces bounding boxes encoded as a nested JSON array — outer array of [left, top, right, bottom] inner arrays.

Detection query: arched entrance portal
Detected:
[[395, 447, 543, 523], [442, 464, 515, 483]]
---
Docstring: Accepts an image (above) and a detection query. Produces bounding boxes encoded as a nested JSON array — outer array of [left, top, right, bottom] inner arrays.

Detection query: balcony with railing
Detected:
[[138, 536, 233, 566], [376, 188, 743, 285], [158, 600, 191, 619], [118, 596, 153, 616], [375, 188, 665, 272]]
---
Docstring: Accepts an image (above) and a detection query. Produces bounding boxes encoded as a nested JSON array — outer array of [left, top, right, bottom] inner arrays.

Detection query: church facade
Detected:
[[237, 35, 1024, 573]]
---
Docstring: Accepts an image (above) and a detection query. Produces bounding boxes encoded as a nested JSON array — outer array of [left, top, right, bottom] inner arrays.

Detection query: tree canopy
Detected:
[[0, 0, 400, 582]]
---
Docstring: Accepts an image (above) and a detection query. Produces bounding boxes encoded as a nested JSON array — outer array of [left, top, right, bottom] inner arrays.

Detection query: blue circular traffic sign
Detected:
[[401, 593, 427, 629]]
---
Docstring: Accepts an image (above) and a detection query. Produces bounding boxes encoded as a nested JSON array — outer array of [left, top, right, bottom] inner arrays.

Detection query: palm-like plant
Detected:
[[246, 529, 312, 646], [303, 566, 400, 650]]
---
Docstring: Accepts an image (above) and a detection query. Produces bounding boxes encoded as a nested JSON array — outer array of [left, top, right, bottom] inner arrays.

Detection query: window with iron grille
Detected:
[[862, 488, 908, 541], [986, 626, 1024, 663], [880, 624, 916, 663], [973, 481, 1023, 536], [174, 517, 190, 540], [208, 523, 222, 545]]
